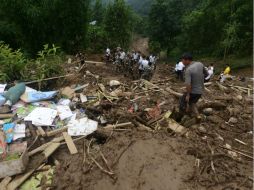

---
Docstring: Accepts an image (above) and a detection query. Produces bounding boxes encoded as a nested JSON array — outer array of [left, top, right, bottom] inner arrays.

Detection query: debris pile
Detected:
[[0, 62, 253, 190]]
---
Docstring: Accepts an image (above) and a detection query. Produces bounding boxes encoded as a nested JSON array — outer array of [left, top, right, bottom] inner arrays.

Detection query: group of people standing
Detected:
[[105, 47, 158, 80]]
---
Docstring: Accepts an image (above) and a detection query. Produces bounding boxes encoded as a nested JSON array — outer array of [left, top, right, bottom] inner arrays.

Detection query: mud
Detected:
[[26, 59, 253, 190]]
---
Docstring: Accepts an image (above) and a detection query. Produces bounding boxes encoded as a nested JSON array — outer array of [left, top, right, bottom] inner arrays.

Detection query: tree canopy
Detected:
[[148, 0, 253, 58], [0, 0, 90, 55]]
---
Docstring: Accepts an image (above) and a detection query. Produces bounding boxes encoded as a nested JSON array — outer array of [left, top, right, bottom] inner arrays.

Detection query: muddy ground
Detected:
[[46, 61, 253, 190]]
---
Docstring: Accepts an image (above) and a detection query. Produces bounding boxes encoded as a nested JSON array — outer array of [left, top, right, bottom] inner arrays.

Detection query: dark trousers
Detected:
[[179, 93, 201, 112], [176, 70, 184, 81]]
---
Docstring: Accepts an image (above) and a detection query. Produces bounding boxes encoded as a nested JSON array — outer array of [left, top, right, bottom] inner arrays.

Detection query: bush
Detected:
[[0, 42, 64, 85], [0, 42, 27, 82]]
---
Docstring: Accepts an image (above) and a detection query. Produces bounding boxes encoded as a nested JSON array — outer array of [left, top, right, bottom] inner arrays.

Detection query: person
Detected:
[[179, 53, 208, 118], [105, 48, 111, 63], [224, 64, 231, 75], [149, 54, 155, 64], [119, 50, 126, 62], [175, 61, 185, 81], [204, 65, 214, 82], [106, 47, 110, 55], [220, 64, 231, 83], [210, 63, 214, 72], [76, 52, 85, 65], [138, 55, 147, 76], [132, 51, 138, 61]]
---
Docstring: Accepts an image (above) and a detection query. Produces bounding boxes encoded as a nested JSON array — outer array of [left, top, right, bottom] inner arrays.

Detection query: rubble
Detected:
[[0, 60, 252, 190]]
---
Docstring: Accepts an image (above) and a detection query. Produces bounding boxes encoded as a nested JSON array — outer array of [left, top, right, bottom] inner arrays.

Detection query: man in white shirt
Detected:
[[106, 48, 110, 55], [149, 54, 155, 64], [176, 61, 185, 81], [120, 50, 126, 61], [133, 51, 139, 61], [204, 66, 214, 82]]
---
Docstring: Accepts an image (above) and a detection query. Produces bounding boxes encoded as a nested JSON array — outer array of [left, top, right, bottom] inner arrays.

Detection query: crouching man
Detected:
[[179, 53, 208, 119]]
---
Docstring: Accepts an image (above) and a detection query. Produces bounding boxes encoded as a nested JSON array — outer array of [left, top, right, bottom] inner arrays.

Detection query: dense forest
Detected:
[[0, 0, 252, 83], [0, 0, 252, 58]]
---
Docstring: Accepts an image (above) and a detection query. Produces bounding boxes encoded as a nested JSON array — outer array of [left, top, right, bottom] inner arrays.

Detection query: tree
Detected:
[[0, 0, 90, 55], [148, 0, 252, 57], [91, 0, 105, 25], [104, 0, 132, 49]]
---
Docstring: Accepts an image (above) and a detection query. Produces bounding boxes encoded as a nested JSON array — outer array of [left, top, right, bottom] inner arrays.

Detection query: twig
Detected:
[[100, 151, 113, 173], [113, 140, 134, 167], [219, 145, 253, 160], [83, 139, 87, 165], [90, 155, 115, 176], [24, 74, 74, 85]]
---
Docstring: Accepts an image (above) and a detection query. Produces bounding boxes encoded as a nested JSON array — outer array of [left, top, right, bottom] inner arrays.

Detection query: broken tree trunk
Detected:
[[165, 87, 183, 98], [199, 101, 227, 111]]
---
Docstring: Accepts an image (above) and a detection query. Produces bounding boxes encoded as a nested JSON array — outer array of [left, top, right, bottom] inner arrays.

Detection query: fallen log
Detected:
[[214, 96, 233, 101], [216, 82, 228, 91], [199, 101, 227, 111], [165, 87, 182, 98]]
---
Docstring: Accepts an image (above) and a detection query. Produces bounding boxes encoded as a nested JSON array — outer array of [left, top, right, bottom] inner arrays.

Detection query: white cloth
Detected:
[[133, 53, 139, 60], [175, 64, 178, 71], [205, 69, 214, 80], [176, 62, 185, 71], [149, 55, 155, 64], [120, 52, 126, 60], [141, 60, 149, 70]]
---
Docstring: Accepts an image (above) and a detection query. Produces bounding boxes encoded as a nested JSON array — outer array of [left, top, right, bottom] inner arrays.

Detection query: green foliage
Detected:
[[0, 0, 90, 55], [104, 0, 132, 49], [91, 0, 105, 24], [126, 0, 154, 16], [86, 25, 107, 53], [0, 42, 63, 83], [148, 0, 253, 58], [24, 44, 63, 81], [0, 42, 26, 82]]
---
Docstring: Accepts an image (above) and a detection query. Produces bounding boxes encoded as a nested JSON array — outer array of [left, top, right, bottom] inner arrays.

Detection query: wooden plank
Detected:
[[62, 132, 78, 154], [37, 127, 46, 137], [43, 142, 61, 158], [0, 114, 14, 119], [0, 176, 12, 190], [7, 170, 35, 190], [46, 126, 68, 137], [28, 136, 64, 156]]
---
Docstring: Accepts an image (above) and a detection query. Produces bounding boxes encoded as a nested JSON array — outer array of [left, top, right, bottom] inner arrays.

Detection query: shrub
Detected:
[[0, 42, 27, 82]]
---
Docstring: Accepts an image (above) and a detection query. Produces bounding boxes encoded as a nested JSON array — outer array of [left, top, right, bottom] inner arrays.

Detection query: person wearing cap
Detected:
[[179, 53, 208, 118]]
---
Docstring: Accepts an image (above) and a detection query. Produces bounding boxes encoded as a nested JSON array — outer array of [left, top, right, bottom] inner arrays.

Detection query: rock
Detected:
[[207, 116, 223, 124], [198, 125, 207, 133], [203, 108, 213, 116], [109, 80, 121, 87], [228, 117, 238, 124], [236, 95, 243, 101]]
